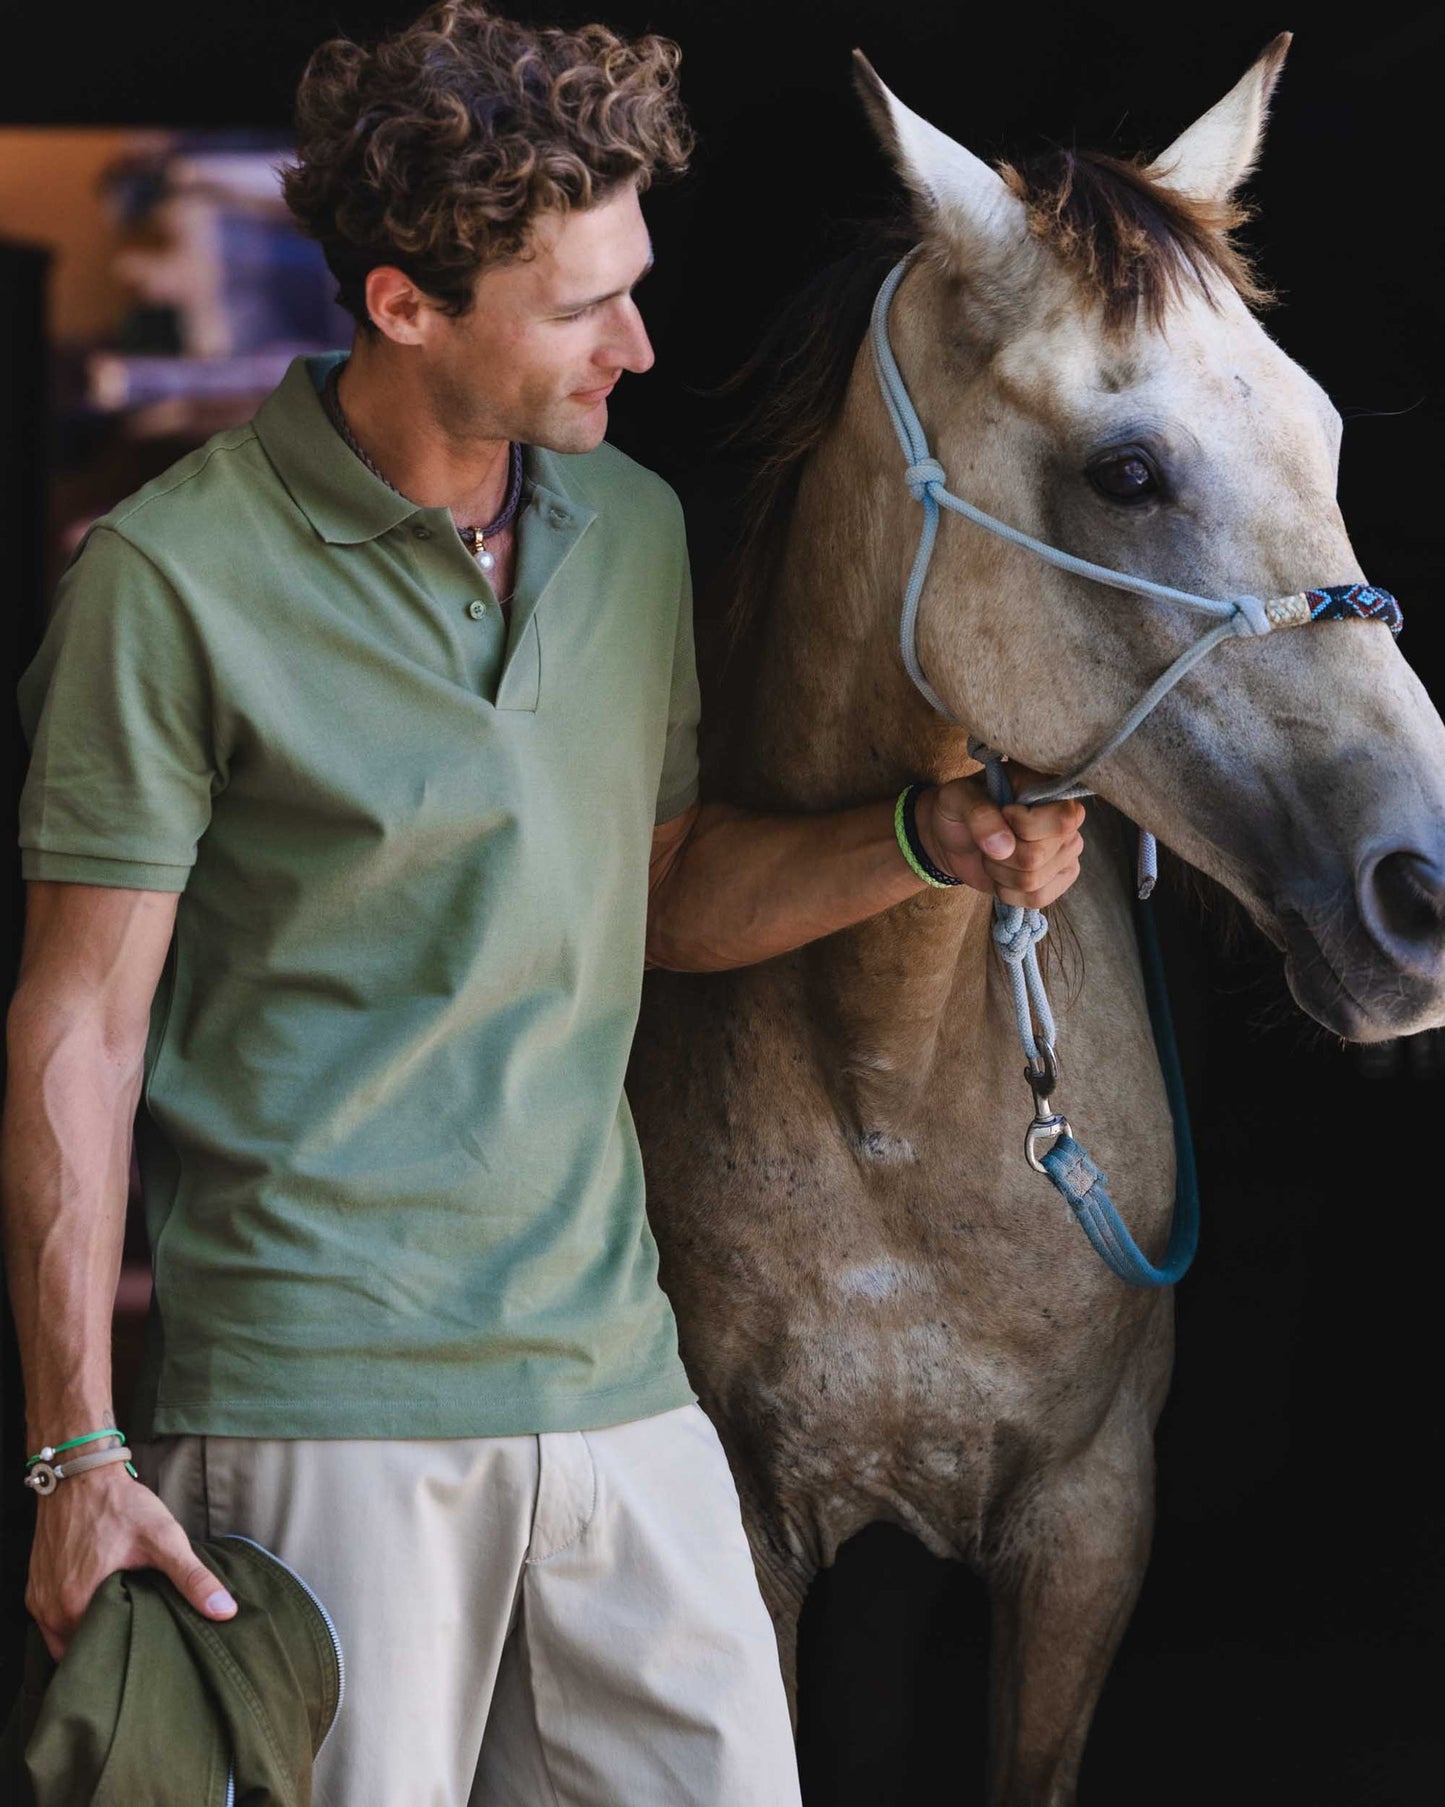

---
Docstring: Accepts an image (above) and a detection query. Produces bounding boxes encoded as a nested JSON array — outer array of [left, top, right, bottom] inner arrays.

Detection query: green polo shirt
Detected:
[[18, 351, 702, 1440]]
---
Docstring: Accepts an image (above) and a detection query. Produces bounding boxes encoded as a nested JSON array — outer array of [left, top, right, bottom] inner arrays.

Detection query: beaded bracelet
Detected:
[[894, 782, 965, 888]]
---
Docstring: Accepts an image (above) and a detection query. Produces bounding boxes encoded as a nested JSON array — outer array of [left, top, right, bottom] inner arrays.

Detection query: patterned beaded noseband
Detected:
[[869, 254, 1404, 1288]]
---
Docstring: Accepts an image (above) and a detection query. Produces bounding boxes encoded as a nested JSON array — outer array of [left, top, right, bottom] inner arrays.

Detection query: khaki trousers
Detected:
[[133, 1404, 800, 1807]]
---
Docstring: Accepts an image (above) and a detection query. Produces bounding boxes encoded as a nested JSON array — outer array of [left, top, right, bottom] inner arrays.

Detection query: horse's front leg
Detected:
[[732, 1481, 820, 1730], [983, 1409, 1158, 1807]]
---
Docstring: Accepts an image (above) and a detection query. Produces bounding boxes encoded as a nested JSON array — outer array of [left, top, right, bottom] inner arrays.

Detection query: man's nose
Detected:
[[607, 296, 655, 375]]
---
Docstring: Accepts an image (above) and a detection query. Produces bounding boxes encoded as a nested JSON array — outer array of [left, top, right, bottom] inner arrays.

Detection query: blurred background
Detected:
[[2, 4, 1443, 1802], [0, 126, 349, 572]]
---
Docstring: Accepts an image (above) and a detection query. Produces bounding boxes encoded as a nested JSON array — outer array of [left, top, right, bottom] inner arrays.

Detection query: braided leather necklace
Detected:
[[320, 360, 525, 573]]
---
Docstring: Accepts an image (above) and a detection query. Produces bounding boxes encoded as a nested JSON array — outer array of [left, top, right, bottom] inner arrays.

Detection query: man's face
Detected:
[[422, 181, 656, 454]]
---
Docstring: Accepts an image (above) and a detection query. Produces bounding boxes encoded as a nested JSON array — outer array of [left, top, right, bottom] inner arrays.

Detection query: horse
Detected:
[[628, 36, 1445, 1804]]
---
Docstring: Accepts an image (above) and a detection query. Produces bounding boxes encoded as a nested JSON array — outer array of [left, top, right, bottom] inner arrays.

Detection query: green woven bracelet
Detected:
[[894, 783, 964, 888], [26, 1428, 127, 1468], [895, 788, 934, 885]]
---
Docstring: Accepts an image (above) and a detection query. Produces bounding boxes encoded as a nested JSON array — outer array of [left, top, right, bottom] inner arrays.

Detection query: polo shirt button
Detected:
[[467, 599, 487, 620], [412, 524, 433, 540]]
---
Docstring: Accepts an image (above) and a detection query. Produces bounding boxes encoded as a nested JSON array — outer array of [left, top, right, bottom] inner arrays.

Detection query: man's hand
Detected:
[[914, 769, 1086, 909], [2, 882, 233, 1660], [645, 773, 1086, 974], [26, 1464, 237, 1662]]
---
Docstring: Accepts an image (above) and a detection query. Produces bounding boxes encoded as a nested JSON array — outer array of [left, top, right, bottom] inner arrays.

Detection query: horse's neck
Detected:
[[723, 356, 1002, 1136], [732, 350, 967, 803]]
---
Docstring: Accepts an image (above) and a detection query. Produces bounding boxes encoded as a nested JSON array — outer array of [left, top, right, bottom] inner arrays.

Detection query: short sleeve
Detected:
[[654, 546, 701, 826], [17, 526, 219, 892]]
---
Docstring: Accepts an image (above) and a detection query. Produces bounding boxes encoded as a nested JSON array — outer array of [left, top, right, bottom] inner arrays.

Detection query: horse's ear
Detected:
[[1149, 33, 1292, 203], [852, 51, 1027, 257]]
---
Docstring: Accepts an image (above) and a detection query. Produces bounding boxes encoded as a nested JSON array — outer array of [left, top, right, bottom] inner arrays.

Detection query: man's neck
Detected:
[[335, 339, 513, 529]]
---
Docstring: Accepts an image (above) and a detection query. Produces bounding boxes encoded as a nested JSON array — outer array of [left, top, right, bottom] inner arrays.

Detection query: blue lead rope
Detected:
[[977, 746, 1198, 1287], [1040, 902, 1200, 1288]]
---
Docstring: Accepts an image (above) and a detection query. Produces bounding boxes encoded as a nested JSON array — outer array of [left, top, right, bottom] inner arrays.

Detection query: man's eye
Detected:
[[1087, 451, 1159, 503], [557, 305, 595, 323]]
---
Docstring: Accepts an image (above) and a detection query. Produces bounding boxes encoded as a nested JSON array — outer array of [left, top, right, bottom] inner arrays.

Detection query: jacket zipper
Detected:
[[219, 1535, 347, 1749]]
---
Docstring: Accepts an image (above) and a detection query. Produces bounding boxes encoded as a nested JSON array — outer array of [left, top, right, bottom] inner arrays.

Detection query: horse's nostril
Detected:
[[1361, 848, 1445, 963]]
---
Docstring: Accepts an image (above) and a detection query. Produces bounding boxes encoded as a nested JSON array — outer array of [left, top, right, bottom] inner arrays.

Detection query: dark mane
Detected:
[[720, 219, 911, 648], [721, 151, 1267, 645], [1000, 146, 1270, 332]]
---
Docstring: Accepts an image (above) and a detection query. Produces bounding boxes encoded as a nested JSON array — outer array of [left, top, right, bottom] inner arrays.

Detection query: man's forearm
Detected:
[[646, 798, 926, 973], [1, 991, 141, 1448]]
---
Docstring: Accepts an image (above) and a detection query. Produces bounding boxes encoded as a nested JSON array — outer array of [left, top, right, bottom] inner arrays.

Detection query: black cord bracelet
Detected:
[[899, 781, 965, 887]]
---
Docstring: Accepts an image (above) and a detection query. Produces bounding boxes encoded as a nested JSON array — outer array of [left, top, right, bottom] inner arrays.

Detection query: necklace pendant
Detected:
[[477, 543, 496, 572]]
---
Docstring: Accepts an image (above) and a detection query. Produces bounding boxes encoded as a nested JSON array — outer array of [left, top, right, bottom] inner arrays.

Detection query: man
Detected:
[[3, 5, 1085, 1802]]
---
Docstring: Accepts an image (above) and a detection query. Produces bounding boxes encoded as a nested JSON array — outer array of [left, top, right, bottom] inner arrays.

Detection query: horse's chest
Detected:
[[726, 1264, 1139, 1541], [637, 937, 1172, 1540]]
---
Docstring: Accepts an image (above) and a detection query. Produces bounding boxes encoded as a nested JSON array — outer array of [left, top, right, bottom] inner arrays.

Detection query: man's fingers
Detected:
[[24, 1473, 238, 1672], [987, 831, 1085, 885], [147, 1531, 237, 1620], [932, 785, 1015, 860], [994, 836, 1084, 897], [995, 878, 1078, 911], [184, 1563, 238, 1621], [995, 860, 1082, 905], [1002, 798, 1087, 842], [28, 1585, 90, 1659], [919, 780, 1086, 904], [993, 864, 1082, 910], [985, 833, 1085, 907]]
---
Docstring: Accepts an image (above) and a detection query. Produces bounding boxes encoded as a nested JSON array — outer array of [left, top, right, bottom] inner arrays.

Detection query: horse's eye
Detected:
[[1087, 452, 1159, 503]]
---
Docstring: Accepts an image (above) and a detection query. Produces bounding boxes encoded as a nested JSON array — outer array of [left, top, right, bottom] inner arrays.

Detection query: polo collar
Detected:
[[253, 354, 596, 548], [255, 353, 415, 545]]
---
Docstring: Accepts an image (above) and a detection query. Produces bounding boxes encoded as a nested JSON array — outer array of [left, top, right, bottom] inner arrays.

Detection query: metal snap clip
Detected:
[[1022, 1042, 1070, 1172], [1025, 1112, 1073, 1174], [1023, 1041, 1059, 1105]]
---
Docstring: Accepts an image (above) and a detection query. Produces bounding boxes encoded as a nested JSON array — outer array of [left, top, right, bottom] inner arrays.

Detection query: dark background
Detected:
[[3, 4, 1443, 1802]]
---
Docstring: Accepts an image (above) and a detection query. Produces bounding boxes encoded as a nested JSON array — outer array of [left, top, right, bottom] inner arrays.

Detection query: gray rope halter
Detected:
[[869, 252, 1402, 1285]]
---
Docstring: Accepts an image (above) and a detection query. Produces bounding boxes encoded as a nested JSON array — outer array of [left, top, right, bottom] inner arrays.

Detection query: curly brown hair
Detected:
[[281, 2, 692, 331]]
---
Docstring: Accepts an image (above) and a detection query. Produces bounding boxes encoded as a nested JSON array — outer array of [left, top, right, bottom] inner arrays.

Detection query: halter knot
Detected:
[[991, 906, 1049, 964], [904, 458, 947, 501], [1229, 594, 1273, 638]]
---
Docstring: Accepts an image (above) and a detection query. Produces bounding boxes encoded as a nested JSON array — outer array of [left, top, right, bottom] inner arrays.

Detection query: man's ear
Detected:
[[362, 265, 432, 345]]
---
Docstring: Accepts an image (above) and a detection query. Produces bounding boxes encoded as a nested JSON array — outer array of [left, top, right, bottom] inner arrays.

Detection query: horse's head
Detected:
[[854, 36, 1445, 1041]]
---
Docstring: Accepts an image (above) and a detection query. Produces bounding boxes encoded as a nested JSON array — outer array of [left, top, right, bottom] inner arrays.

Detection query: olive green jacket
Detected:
[[1, 1535, 343, 1806]]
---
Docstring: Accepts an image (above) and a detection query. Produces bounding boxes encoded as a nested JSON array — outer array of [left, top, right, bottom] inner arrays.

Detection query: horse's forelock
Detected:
[[998, 147, 1272, 331]]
